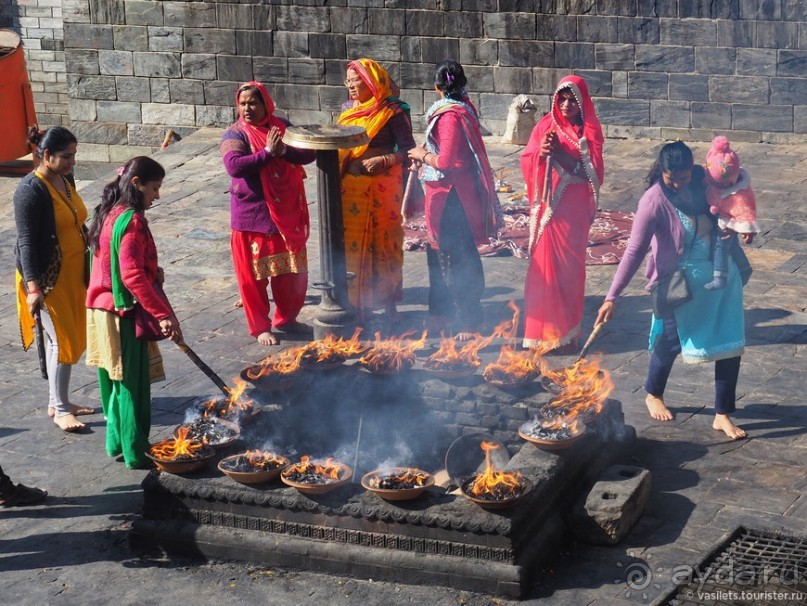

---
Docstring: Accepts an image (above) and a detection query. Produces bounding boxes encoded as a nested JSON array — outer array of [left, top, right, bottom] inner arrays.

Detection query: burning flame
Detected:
[[359, 330, 426, 373], [539, 357, 614, 422], [367, 467, 430, 489], [150, 426, 204, 461], [468, 441, 525, 498], [284, 456, 345, 481], [483, 345, 539, 382], [200, 377, 255, 419], [243, 449, 287, 470]]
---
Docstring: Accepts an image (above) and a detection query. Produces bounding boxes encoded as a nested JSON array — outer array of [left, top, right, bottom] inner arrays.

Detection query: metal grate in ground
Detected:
[[662, 527, 807, 606]]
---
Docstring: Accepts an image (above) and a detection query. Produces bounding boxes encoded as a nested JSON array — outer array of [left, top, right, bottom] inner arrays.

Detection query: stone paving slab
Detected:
[[0, 129, 805, 605]]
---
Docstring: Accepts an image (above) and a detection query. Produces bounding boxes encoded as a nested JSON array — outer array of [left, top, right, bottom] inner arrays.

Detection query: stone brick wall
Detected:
[[6, 1, 807, 159]]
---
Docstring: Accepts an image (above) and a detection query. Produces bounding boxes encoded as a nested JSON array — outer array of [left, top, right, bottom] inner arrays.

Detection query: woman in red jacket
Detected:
[[85, 156, 181, 469]]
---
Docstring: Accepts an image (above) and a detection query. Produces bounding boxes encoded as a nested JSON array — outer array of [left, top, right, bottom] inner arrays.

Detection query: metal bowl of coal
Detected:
[[189, 395, 260, 425], [280, 459, 353, 495], [361, 467, 435, 501], [518, 418, 587, 451], [218, 451, 290, 485], [175, 417, 240, 450], [460, 473, 533, 510]]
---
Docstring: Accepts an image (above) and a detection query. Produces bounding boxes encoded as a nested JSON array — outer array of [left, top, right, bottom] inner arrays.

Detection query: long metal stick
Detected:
[[352, 415, 363, 483], [33, 308, 47, 380], [576, 321, 607, 363], [175, 339, 231, 397]]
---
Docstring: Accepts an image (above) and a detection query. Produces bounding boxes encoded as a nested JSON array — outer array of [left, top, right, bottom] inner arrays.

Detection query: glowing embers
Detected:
[[280, 456, 353, 495], [218, 450, 290, 485], [147, 426, 216, 474], [460, 441, 531, 510], [358, 331, 426, 375], [176, 417, 240, 449], [193, 378, 258, 422], [361, 467, 434, 501]]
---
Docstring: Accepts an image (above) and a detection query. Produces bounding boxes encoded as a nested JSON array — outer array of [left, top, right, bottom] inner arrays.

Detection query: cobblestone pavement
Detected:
[[1, 130, 805, 606]]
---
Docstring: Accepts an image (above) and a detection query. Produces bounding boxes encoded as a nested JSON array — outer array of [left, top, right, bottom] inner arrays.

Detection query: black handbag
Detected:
[[650, 217, 697, 317]]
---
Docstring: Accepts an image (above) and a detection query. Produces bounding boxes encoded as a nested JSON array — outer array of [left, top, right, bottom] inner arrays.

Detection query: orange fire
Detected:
[[243, 449, 287, 470], [468, 441, 525, 498], [483, 345, 540, 382], [150, 426, 204, 461], [248, 345, 309, 379], [367, 467, 430, 489], [284, 456, 346, 481], [539, 357, 614, 422], [200, 376, 255, 419], [299, 328, 368, 365], [359, 330, 426, 373]]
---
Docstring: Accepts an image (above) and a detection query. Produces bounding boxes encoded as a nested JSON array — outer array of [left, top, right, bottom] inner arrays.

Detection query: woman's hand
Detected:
[[26, 291, 44, 317], [359, 156, 387, 175], [160, 314, 183, 343], [540, 131, 558, 158], [265, 126, 286, 156], [595, 300, 615, 326], [407, 146, 428, 167], [740, 233, 755, 245], [156, 266, 165, 285]]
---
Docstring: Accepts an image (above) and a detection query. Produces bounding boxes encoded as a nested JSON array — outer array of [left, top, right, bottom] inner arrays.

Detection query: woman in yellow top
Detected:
[[14, 126, 93, 432], [337, 58, 415, 323]]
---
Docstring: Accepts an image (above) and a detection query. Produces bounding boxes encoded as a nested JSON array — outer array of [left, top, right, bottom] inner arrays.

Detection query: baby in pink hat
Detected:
[[704, 136, 760, 289]]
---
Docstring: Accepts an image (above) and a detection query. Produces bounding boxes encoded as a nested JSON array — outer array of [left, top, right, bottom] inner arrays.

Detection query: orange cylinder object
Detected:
[[0, 29, 38, 163]]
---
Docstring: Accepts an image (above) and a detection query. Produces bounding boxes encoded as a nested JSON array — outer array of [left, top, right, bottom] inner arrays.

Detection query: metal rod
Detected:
[[33, 308, 47, 380], [352, 415, 363, 482], [576, 321, 607, 363]]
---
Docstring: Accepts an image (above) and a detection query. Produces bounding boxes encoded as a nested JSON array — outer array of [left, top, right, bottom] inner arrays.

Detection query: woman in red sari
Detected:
[[220, 82, 315, 346], [408, 60, 501, 340], [520, 75, 604, 351]]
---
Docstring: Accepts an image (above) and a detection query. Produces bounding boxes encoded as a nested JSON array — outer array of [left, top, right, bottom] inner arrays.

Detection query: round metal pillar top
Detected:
[[282, 124, 369, 151]]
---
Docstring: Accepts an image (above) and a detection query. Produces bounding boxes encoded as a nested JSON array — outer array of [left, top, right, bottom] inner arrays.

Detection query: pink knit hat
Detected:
[[705, 135, 740, 185]]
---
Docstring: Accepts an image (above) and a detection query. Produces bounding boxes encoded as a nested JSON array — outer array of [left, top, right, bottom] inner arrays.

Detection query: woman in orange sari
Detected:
[[521, 75, 605, 352], [337, 58, 415, 322]]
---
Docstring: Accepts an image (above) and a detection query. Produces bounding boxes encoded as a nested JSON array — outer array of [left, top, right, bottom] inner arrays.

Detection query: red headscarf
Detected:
[[236, 81, 309, 252]]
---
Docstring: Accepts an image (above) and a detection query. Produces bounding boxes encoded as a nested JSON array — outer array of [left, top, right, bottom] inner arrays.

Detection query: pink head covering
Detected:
[[706, 135, 740, 185]]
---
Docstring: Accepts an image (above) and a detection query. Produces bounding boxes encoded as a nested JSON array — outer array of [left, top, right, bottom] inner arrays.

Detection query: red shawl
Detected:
[[236, 81, 309, 252]]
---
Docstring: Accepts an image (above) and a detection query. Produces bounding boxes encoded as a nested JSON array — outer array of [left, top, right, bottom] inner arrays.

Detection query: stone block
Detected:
[[109, 144, 154, 162], [62, 0, 92, 25], [150, 78, 170, 103], [422, 37, 459, 64], [65, 49, 99, 75], [406, 10, 444, 36], [650, 100, 690, 128], [733, 105, 793, 132], [195, 105, 233, 128], [739, 0, 780, 20], [289, 58, 325, 85], [399, 62, 435, 89], [596, 0, 636, 16], [368, 8, 404, 35], [236, 31, 273, 58], [463, 65, 494, 93], [331, 8, 368, 34], [717, 19, 755, 48], [783, 0, 807, 20], [532, 67, 565, 94], [691, 101, 732, 129], [594, 43, 634, 71], [90, 0, 125, 26], [67, 74, 117, 100], [184, 28, 235, 55], [163, 2, 216, 28], [578, 15, 617, 43], [575, 69, 612, 96], [771, 77, 807, 106], [253, 57, 288, 83], [660, 18, 716, 46], [445, 11, 483, 38], [570, 465, 651, 545], [627, 72, 667, 100], [736, 48, 776, 76], [493, 67, 532, 94], [169, 79, 204, 105], [669, 74, 708, 101], [681, 0, 738, 19], [794, 106, 807, 133], [617, 17, 659, 44], [462, 0, 497, 10], [216, 4, 253, 30], [182, 54, 217, 80], [98, 49, 132, 75], [319, 86, 347, 113], [115, 76, 151, 102], [63, 23, 113, 49], [76, 141, 110, 162], [709, 75, 769, 104], [124, 0, 162, 27], [68, 97, 97, 122], [695, 46, 734, 75], [203, 81, 240, 107], [133, 52, 180, 78], [309, 33, 345, 59], [142, 102, 195, 126], [778, 50, 807, 77], [556, 42, 594, 69], [128, 123, 175, 146], [757, 21, 798, 50], [216, 55, 253, 85], [70, 119, 127, 144], [596, 98, 649, 125], [401, 36, 421, 63], [483, 12, 535, 40], [273, 31, 309, 58], [113, 25, 148, 52], [636, 45, 693, 73], [96, 100, 141, 123], [479, 93, 514, 124], [346, 34, 399, 62], [612, 70, 628, 97], [148, 27, 183, 52], [272, 84, 321, 111], [460, 38, 498, 66], [499, 40, 552, 68], [536, 14, 576, 41]]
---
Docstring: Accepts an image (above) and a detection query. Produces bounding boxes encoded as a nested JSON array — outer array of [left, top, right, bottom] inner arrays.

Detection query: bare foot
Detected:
[[713, 414, 747, 440], [233, 299, 243, 308], [645, 394, 674, 421], [48, 404, 95, 417], [53, 413, 86, 432], [257, 331, 279, 346], [455, 332, 474, 342]]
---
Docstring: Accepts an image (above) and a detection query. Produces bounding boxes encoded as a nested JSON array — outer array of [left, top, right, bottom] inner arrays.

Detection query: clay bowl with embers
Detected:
[[484, 370, 539, 389], [517, 421, 587, 451], [145, 445, 217, 475], [240, 365, 297, 391], [217, 452, 290, 485], [280, 461, 353, 495], [175, 417, 240, 450], [460, 475, 534, 510], [361, 468, 435, 502]]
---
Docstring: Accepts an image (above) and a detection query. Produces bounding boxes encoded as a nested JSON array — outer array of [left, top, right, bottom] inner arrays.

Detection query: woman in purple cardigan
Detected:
[[595, 141, 748, 440]]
